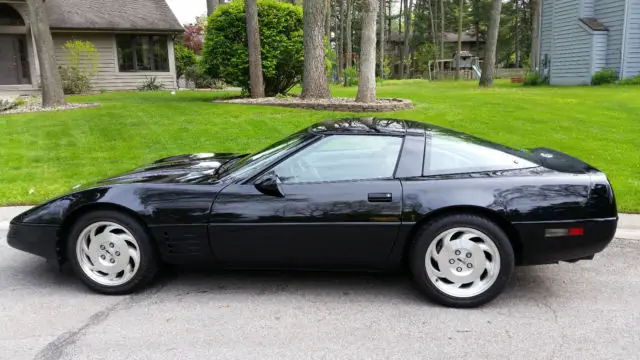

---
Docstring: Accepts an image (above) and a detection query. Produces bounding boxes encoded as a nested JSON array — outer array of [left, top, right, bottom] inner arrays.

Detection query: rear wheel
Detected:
[[67, 210, 159, 295], [410, 214, 514, 308]]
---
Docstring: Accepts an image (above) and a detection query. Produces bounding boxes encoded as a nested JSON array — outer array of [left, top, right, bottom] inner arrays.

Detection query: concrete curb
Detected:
[[0, 206, 639, 239]]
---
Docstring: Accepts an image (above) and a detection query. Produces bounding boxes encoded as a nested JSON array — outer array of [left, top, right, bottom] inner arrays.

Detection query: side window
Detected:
[[425, 134, 538, 176], [274, 135, 403, 184]]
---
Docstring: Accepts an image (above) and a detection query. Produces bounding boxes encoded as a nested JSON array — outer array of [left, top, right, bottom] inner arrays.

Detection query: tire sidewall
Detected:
[[66, 210, 158, 295], [410, 214, 515, 308]]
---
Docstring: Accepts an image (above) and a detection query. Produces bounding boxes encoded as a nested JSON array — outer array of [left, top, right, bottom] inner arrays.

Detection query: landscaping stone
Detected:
[[214, 97, 414, 112], [0, 95, 99, 116]]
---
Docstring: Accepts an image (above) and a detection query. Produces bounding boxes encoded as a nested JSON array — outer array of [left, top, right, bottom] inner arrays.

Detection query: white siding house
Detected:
[[0, 0, 183, 95], [539, 0, 640, 85]]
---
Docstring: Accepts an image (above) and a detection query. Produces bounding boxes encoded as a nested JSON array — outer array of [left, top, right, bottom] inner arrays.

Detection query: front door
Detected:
[[0, 35, 29, 85], [209, 134, 405, 268]]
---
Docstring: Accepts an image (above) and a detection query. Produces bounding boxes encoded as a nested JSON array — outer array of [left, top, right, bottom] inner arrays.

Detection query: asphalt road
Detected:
[[1, 229, 639, 360]]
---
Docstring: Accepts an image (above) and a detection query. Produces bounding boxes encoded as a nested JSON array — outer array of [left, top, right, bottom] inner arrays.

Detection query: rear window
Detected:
[[423, 132, 539, 176]]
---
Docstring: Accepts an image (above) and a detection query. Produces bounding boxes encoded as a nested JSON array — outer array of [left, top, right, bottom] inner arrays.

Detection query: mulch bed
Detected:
[[214, 96, 414, 112]]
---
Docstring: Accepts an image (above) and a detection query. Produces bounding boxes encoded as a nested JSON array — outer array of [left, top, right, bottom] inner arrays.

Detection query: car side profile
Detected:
[[8, 118, 618, 307]]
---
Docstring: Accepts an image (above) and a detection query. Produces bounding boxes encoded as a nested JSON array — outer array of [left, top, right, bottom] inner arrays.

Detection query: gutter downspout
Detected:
[[620, 0, 630, 79]]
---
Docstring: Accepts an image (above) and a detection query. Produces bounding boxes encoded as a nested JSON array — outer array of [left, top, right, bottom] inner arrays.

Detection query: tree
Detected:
[[183, 25, 204, 55], [301, 0, 331, 98], [530, 0, 541, 72], [378, 0, 385, 79], [338, 0, 345, 82], [456, 0, 464, 79], [207, 0, 219, 16], [174, 45, 197, 82], [345, 0, 354, 69], [245, 0, 265, 98], [479, 0, 502, 87], [202, 1, 303, 96], [400, 0, 413, 79], [356, 0, 378, 102], [26, 0, 66, 107]]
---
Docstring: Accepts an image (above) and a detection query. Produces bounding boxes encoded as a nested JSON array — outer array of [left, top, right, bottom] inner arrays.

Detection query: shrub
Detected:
[[202, 0, 304, 96], [343, 66, 359, 87], [59, 40, 98, 94], [591, 68, 617, 85], [175, 45, 198, 81], [523, 72, 547, 86], [619, 74, 640, 85], [184, 62, 222, 89], [138, 76, 165, 91]]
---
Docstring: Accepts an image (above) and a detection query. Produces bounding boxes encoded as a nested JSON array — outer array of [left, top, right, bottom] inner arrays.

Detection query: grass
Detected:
[[1, 80, 639, 212]]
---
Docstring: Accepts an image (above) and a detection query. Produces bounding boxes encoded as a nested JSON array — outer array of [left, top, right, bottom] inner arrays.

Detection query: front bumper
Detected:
[[514, 218, 617, 265], [7, 222, 59, 262]]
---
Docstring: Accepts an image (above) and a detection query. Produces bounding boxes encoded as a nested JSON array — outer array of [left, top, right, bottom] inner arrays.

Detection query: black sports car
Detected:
[[8, 118, 618, 307]]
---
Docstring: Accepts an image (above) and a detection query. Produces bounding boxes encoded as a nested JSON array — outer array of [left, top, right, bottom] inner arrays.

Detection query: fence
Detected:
[[426, 68, 527, 81]]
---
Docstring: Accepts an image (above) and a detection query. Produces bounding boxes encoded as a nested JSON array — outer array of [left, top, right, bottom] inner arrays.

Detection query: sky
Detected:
[[167, 0, 206, 25]]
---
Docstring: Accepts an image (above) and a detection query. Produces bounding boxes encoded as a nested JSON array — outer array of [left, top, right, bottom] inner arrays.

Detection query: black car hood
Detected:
[[83, 153, 246, 186]]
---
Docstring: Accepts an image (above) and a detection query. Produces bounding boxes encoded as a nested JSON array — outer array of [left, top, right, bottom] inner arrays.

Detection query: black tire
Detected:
[[410, 214, 514, 308], [66, 210, 159, 295]]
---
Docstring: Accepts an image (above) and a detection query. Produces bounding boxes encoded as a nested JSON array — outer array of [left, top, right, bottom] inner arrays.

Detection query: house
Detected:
[[539, 0, 640, 85], [0, 0, 184, 94]]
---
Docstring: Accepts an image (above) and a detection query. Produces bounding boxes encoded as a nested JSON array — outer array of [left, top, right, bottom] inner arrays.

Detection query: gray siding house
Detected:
[[539, 0, 640, 85], [0, 0, 183, 94]]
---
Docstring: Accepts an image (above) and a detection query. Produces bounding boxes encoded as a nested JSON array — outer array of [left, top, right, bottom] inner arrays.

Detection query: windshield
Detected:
[[217, 130, 311, 178]]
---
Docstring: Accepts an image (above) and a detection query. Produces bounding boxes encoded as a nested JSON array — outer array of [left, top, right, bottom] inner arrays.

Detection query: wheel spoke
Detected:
[[75, 221, 141, 287], [424, 227, 501, 299]]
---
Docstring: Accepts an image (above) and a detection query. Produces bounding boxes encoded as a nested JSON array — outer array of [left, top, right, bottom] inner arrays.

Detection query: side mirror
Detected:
[[254, 171, 284, 198]]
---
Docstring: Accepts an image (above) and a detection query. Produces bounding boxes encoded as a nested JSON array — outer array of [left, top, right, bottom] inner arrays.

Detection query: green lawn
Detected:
[[1, 80, 639, 212]]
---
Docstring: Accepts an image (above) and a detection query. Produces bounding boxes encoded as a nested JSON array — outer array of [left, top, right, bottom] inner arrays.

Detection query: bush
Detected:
[[343, 66, 359, 87], [184, 62, 223, 89], [138, 76, 165, 91], [175, 44, 197, 81], [619, 74, 640, 85], [591, 68, 617, 85], [523, 72, 547, 86], [59, 40, 98, 94], [202, 0, 304, 96]]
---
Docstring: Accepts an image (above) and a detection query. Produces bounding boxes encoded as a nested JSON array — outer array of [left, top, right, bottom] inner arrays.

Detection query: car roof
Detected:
[[308, 118, 431, 136]]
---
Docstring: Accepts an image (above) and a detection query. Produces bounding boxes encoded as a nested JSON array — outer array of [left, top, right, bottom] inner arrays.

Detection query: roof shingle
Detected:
[[46, 0, 183, 32]]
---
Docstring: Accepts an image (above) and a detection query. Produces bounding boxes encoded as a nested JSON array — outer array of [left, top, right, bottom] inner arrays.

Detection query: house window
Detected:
[[0, 4, 25, 26], [116, 35, 169, 72]]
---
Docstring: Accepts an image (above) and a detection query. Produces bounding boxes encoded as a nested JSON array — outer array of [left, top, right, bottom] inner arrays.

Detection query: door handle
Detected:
[[368, 193, 392, 202]]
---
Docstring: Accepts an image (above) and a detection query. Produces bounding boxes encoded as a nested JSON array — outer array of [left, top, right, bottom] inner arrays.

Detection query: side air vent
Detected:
[[151, 227, 211, 263]]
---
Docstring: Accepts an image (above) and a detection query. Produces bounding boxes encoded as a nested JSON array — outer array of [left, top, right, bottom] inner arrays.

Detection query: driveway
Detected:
[[1, 226, 639, 360]]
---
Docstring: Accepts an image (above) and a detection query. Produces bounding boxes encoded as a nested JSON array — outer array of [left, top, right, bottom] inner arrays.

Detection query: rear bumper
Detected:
[[514, 218, 617, 265], [7, 222, 59, 262]]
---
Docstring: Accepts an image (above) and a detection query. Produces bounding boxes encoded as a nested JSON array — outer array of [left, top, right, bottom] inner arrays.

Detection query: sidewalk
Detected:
[[1, 206, 638, 240]]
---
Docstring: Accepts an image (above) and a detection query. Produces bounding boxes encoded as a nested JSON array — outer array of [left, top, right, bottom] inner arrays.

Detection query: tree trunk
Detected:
[[325, 0, 331, 41], [338, 0, 345, 82], [379, 0, 386, 79], [301, 0, 331, 99], [427, 0, 438, 77], [439, 0, 445, 71], [356, 0, 378, 103], [514, 0, 520, 68], [530, 0, 541, 72], [473, 0, 480, 53], [345, 0, 353, 69], [26, 0, 66, 107], [207, 0, 219, 16], [401, 0, 413, 79], [245, 0, 265, 98], [479, 0, 502, 87], [456, 0, 464, 80]]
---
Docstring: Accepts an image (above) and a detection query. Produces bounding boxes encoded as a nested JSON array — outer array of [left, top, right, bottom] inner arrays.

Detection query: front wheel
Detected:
[[67, 210, 159, 295], [410, 214, 514, 308]]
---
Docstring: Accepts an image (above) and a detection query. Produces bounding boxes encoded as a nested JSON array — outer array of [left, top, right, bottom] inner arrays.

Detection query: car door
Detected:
[[209, 134, 404, 268]]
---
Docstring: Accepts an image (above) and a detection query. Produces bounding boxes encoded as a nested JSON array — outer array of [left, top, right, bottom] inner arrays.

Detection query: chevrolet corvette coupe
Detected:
[[8, 118, 618, 307]]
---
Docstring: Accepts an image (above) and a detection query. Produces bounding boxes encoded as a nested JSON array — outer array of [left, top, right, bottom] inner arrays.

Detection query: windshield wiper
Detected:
[[215, 156, 244, 176]]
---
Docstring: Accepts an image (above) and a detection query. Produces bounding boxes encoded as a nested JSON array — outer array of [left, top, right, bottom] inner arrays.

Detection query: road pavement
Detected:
[[1, 225, 639, 360]]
